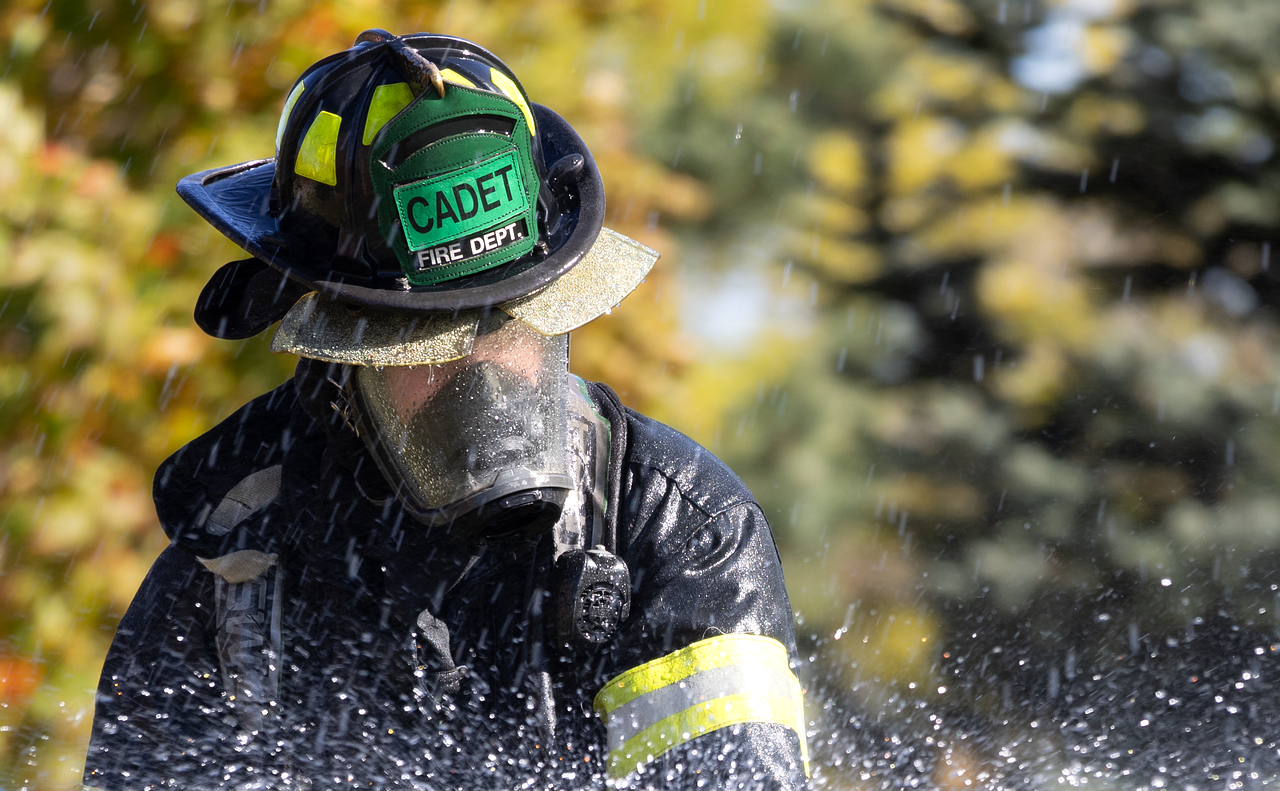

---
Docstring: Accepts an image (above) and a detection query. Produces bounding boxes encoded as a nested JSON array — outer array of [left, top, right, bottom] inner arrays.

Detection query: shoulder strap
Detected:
[[209, 558, 284, 735], [197, 469, 286, 737], [550, 380, 632, 649], [556, 377, 614, 556], [585, 381, 628, 555]]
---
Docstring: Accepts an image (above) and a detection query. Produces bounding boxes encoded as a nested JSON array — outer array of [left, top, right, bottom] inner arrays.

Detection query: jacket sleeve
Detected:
[[83, 545, 233, 791], [597, 496, 809, 791]]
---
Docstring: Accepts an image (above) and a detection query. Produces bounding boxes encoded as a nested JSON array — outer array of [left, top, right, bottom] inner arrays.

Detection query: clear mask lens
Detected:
[[352, 317, 570, 516]]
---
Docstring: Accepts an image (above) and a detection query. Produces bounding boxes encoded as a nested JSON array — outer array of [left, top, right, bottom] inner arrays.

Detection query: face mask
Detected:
[[349, 316, 572, 544]]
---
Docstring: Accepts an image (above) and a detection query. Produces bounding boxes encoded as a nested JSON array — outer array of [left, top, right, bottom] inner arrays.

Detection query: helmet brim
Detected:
[[177, 103, 605, 316], [271, 228, 658, 365]]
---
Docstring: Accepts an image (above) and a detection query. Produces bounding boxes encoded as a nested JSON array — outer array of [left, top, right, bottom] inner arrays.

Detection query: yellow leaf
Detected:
[[887, 116, 966, 195], [993, 342, 1070, 415], [807, 131, 865, 197], [1081, 25, 1133, 76], [802, 235, 882, 283], [948, 127, 1018, 191], [979, 259, 1097, 348]]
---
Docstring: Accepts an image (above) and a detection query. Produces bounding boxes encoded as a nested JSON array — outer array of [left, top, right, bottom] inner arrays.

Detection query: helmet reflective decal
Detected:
[[393, 147, 531, 270], [439, 68, 477, 88], [362, 83, 414, 146], [295, 110, 342, 186], [275, 81, 306, 153], [489, 69, 536, 137]]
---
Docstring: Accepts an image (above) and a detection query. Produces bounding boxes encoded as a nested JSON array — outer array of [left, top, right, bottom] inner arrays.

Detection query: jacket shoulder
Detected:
[[153, 378, 310, 556], [621, 407, 757, 521], [606, 408, 798, 689]]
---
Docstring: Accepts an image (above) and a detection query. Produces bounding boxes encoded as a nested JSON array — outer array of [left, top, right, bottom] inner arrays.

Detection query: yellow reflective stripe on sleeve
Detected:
[[362, 82, 414, 145], [275, 81, 305, 152], [439, 68, 477, 88], [488, 68, 536, 136], [594, 634, 809, 779], [613, 691, 800, 779], [295, 110, 341, 186], [596, 633, 786, 711]]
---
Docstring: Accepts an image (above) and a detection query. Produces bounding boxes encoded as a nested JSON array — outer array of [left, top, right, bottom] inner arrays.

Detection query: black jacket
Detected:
[[84, 378, 807, 790]]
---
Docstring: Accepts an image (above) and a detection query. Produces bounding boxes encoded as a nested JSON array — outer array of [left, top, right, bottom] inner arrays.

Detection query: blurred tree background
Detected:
[[657, 0, 1280, 786], [4, 0, 1280, 788]]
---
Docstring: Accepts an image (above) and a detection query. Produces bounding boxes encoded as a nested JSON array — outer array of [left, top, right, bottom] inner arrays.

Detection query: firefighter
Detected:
[[84, 30, 808, 791]]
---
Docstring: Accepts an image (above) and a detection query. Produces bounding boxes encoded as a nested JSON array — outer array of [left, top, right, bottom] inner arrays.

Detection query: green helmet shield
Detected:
[[369, 85, 540, 286]]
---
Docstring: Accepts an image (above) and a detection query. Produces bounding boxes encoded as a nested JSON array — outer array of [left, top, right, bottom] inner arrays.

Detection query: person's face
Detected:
[[378, 316, 549, 426], [350, 316, 571, 515]]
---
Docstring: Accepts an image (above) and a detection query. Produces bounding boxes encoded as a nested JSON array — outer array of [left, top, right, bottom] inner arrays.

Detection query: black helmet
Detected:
[[180, 30, 636, 341], [179, 32, 659, 546]]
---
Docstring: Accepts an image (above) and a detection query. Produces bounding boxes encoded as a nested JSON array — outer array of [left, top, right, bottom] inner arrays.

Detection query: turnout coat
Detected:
[[83, 378, 808, 790]]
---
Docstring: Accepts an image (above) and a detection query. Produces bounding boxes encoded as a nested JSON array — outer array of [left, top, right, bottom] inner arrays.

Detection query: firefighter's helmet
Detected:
[[179, 29, 655, 358]]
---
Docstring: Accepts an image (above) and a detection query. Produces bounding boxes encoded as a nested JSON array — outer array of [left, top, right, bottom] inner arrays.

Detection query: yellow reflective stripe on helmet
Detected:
[[439, 68, 477, 88], [276, 81, 305, 152], [362, 82, 414, 145], [488, 68, 535, 136], [593, 634, 809, 779], [295, 110, 342, 186]]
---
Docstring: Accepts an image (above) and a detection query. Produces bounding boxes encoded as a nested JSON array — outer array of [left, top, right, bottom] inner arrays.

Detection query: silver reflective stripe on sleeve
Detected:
[[605, 661, 800, 752]]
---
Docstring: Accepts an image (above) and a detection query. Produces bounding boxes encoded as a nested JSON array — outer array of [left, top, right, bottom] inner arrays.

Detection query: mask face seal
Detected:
[[349, 315, 571, 544]]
